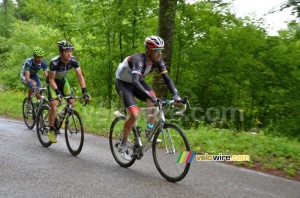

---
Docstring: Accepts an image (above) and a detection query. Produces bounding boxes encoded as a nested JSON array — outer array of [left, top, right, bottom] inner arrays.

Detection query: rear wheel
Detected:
[[36, 105, 52, 147], [65, 110, 84, 156], [109, 116, 136, 167], [152, 123, 191, 182], [22, 98, 35, 129]]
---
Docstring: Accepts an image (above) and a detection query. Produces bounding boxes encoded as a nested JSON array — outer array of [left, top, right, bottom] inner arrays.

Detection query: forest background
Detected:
[[0, 0, 299, 179]]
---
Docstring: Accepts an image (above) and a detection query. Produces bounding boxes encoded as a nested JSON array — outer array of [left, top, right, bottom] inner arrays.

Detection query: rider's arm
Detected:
[[75, 68, 87, 92], [156, 60, 179, 96], [42, 62, 48, 78], [48, 71, 58, 90], [24, 71, 31, 83], [43, 70, 48, 78], [132, 73, 155, 101], [161, 72, 179, 96], [23, 61, 31, 83]]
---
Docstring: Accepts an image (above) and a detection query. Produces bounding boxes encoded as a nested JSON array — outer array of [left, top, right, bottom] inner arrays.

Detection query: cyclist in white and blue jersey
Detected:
[[20, 47, 48, 111], [115, 36, 182, 160]]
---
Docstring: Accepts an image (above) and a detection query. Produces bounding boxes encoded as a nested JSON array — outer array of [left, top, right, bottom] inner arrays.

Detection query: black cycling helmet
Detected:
[[57, 40, 74, 51]]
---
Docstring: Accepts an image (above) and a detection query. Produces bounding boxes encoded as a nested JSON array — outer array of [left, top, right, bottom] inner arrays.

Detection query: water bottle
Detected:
[[147, 123, 153, 130], [145, 123, 153, 137]]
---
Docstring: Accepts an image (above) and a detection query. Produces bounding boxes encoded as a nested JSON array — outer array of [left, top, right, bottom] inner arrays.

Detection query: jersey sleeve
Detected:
[[42, 61, 47, 71], [72, 57, 80, 70], [157, 59, 168, 74], [157, 59, 179, 96], [49, 60, 56, 73], [130, 56, 144, 76], [24, 60, 31, 71]]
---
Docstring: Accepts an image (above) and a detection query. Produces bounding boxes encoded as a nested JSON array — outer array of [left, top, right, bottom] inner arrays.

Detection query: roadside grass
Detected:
[[0, 89, 299, 180]]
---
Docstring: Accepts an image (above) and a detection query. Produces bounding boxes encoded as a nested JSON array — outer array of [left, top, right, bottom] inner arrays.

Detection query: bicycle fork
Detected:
[[161, 123, 176, 154]]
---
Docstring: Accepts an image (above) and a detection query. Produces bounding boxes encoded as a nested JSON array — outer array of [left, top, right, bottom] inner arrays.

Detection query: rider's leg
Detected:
[[47, 86, 60, 143], [27, 79, 37, 99], [146, 91, 156, 125], [31, 75, 42, 100], [122, 106, 140, 143], [26, 80, 37, 113], [47, 100, 58, 143], [145, 91, 161, 143]]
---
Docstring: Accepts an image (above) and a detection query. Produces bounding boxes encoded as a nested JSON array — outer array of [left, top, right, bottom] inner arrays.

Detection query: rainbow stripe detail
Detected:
[[176, 151, 196, 163]]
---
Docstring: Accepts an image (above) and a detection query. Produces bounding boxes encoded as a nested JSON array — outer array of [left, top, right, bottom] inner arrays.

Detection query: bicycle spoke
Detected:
[[65, 110, 84, 156], [109, 116, 136, 167], [22, 98, 35, 130], [153, 123, 190, 182], [36, 106, 52, 147]]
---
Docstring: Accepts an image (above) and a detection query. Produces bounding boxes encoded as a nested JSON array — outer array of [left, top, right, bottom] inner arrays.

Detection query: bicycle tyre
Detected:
[[152, 123, 191, 182], [22, 98, 35, 129], [65, 110, 84, 156], [109, 116, 136, 167], [36, 105, 52, 147]]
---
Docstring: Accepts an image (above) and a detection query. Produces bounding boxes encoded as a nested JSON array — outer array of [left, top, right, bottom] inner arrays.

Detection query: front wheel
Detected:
[[36, 105, 52, 147], [152, 123, 191, 182], [109, 116, 136, 167], [41, 98, 50, 108], [65, 110, 84, 156], [22, 98, 35, 129]]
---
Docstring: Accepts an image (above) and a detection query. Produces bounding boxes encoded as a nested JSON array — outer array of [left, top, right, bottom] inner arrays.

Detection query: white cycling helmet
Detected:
[[144, 36, 164, 49]]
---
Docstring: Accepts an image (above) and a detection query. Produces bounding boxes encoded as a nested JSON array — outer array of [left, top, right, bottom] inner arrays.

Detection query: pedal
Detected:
[[132, 144, 143, 160], [131, 152, 143, 160], [54, 129, 61, 135]]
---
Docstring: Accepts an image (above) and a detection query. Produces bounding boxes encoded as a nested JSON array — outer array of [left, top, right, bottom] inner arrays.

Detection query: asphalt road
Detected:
[[0, 117, 299, 198]]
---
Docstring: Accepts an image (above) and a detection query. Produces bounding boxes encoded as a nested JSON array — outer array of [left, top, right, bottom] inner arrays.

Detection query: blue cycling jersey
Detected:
[[20, 57, 47, 76]]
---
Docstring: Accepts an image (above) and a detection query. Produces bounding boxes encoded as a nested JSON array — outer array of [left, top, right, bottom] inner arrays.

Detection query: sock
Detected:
[[121, 138, 127, 146]]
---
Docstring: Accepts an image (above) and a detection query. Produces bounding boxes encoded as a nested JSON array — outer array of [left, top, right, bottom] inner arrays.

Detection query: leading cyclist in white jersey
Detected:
[[115, 36, 182, 160]]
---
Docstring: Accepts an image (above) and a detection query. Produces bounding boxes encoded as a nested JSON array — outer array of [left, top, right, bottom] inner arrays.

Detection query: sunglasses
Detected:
[[151, 48, 164, 53]]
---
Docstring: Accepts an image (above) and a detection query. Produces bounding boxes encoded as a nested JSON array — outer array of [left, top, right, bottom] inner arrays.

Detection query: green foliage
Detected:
[[0, 0, 299, 139], [185, 125, 300, 178], [0, 0, 18, 37], [0, 89, 25, 118]]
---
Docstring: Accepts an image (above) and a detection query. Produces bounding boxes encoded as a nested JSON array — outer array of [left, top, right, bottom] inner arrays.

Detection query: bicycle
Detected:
[[22, 86, 50, 130], [109, 97, 191, 182], [36, 94, 89, 156]]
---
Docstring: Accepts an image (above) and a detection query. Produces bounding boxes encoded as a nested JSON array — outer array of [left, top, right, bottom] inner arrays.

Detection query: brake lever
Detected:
[[175, 104, 187, 116], [175, 96, 189, 116], [80, 97, 90, 106]]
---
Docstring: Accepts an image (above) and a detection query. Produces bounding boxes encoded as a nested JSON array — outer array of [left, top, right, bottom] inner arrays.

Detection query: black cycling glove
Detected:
[[55, 89, 62, 99], [172, 94, 182, 103], [149, 95, 158, 104], [84, 93, 91, 100], [82, 88, 90, 100]]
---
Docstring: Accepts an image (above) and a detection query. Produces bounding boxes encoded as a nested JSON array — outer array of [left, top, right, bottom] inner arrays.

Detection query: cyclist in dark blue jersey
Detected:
[[20, 47, 48, 112], [115, 36, 182, 159], [47, 40, 91, 143]]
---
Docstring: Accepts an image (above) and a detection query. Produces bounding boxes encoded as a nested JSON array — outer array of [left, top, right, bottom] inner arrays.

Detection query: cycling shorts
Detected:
[[20, 74, 42, 88], [115, 79, 153, 109], [48, 78, 73, 101]]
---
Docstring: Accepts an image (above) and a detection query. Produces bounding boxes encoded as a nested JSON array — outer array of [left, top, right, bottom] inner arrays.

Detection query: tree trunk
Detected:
[[152, 0, 177, 99]]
